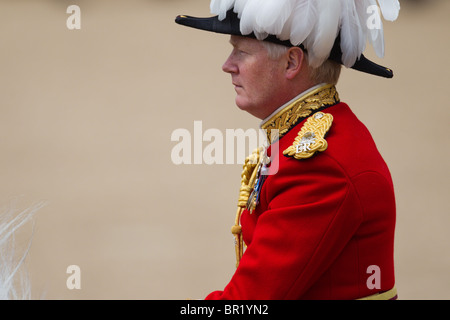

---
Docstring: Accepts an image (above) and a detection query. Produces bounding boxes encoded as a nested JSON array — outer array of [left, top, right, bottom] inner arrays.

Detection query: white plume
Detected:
[[354, 0, 370, 54], [377, 0, 400, 21], [339, 0, 364, 67], [283, 0, 318, 45], [210, 0, 235, 20], [304, 0, 341, 68], [233, 0, 249, 18], [209, 0, 400, 68], [240, 0, 269, 39], [255, 0, 296, 36], [367, 0, 385, 58]]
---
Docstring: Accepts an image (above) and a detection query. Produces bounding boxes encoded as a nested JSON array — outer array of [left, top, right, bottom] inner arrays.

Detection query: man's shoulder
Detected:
[[276, 102, 391, 179]]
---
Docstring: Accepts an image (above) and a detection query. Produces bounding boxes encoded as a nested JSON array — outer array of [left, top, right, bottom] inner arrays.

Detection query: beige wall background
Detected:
[[0, 0, 448, 300]]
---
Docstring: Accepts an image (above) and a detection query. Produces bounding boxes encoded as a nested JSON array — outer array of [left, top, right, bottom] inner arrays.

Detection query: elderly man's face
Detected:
[[222, 36, 286, 119]]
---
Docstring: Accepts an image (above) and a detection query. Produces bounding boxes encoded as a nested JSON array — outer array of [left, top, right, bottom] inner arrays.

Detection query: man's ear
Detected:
[[285, 47, 304, 80]]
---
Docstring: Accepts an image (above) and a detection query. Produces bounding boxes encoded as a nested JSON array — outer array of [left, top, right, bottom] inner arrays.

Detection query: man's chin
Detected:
[[235, 98, 250, 112], [235, 99, 265, 119]]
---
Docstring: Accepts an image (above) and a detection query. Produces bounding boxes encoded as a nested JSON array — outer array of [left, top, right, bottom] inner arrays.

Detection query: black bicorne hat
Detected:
[[176, 9, 394, 78]]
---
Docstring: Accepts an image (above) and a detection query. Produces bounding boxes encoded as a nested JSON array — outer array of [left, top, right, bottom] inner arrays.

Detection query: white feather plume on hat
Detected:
[[210, 0, 400, 68]]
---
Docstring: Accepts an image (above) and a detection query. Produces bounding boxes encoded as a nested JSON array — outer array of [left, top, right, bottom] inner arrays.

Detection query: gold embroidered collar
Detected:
[[260, 84, 340, 144]]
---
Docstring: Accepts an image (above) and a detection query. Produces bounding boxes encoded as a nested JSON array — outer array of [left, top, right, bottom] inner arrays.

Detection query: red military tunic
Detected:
[[205, 84, 396, 300]]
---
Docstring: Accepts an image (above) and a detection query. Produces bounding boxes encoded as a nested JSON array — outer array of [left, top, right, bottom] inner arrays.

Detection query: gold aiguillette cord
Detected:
[[231, 148, 262, 268]]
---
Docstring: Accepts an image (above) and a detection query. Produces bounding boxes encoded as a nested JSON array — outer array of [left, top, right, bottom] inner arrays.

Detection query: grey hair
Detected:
[[261, 41, 342, 85], [261, 41, 289, 60]]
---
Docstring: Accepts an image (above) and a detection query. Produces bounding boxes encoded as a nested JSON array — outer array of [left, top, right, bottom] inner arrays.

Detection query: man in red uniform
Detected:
[[176, 0, 400, 300]]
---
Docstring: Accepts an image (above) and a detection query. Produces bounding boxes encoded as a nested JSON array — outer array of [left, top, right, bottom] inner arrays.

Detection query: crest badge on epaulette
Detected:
[[283, 112, 333, 160]]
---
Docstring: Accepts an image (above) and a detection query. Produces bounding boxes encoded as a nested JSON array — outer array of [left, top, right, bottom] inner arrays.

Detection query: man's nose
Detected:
[[222, 55, 237, 74]]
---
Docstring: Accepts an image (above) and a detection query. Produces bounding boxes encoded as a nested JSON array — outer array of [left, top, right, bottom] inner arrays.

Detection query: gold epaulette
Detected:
[[283, 112, 333, 160]]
